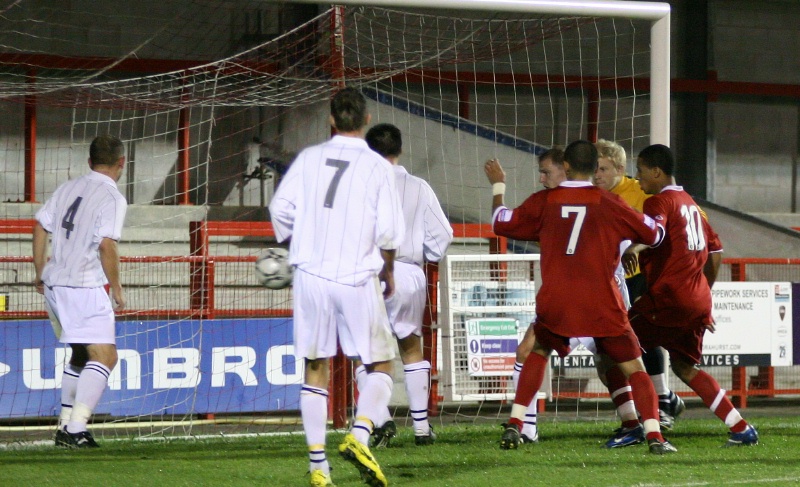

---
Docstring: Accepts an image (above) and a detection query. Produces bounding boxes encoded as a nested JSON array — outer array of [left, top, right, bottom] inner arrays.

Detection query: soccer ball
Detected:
[[255, 248, 293, 289]]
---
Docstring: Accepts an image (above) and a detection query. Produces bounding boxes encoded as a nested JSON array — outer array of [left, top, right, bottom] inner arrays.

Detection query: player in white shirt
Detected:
[[269, 88, 404, 487], [33, 134, 128, 448], [360, 123, 453, 448]]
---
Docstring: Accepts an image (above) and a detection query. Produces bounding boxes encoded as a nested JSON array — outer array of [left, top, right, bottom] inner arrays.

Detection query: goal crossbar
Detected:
[[260, 0, 671, 145]]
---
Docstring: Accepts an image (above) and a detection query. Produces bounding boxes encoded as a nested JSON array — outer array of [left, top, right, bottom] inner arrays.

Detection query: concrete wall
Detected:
[[706, 0, 800, 213]]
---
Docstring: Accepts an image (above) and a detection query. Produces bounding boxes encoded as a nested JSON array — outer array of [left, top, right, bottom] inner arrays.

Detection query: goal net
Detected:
[[0, 0, 669, 441]]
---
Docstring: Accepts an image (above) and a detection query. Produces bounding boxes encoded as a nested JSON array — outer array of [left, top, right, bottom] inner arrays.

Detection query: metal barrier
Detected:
[[1, 218, 797, 414]]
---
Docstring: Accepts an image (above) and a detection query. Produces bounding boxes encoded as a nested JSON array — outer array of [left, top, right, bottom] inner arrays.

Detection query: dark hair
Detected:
[[331, 87, 368, 132], [89, 135, 124, 167], [638, 144, 675, 176], [563, 140, 597, 175], [538, 147, 565, 167], [365, 123, 402, 158]]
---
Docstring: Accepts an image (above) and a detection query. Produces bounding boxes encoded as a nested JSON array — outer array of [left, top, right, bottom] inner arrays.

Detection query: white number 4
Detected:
[[561, 205, 586, 255]]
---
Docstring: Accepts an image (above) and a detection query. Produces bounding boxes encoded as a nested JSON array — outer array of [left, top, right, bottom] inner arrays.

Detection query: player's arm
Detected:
[[484, 158, 506, 212], [621, 245, 644, 276], [268, 156, 302, 243], [702, 215, 723, 289], [704, 251, 722, 289], [703, 250, 723, 334], [379, 248, 396, 299], [422, 186, 454, 262], [621, 198, 665, 273], [636, 197, 666, 248], [99, 237, 125, 310], [484, 158, 543, 241], [32, 222, 49, 295]]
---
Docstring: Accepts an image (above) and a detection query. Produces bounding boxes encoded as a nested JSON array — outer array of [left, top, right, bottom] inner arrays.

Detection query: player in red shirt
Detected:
[[486, 140, 675, 454], [627, 144, 758, 447]]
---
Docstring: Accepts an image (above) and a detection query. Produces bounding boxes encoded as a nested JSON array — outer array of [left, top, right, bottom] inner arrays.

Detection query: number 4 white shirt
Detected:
[[269, 135, 405, 286], [35, 170, 127, 288]]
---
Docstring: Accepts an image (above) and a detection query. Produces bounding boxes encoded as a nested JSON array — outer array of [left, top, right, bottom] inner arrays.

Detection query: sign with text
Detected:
[[0, 318, 302, 418], [708, 282, 793, 366], [465, 318, 521, 376]]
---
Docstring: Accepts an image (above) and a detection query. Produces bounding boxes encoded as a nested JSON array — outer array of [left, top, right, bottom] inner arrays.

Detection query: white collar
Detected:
[[330, 134, 368, 147], [88, 170, 118, 187], [392, 165, 408, 175], [558, 180, 594, 188]]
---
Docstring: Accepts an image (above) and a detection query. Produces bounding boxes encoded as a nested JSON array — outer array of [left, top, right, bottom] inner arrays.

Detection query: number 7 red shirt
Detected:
[[491, 181, 663, 338]]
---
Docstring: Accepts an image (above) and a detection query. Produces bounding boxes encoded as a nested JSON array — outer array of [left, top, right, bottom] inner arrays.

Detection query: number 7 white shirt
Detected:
[[269, 135, 405, 286]]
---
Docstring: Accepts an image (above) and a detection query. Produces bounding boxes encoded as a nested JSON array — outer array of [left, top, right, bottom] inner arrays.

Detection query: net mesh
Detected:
[[0, 1, 660, 440]]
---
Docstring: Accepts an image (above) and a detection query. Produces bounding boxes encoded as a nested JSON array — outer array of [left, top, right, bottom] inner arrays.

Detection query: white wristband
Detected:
[[492, 182, 506, 196]]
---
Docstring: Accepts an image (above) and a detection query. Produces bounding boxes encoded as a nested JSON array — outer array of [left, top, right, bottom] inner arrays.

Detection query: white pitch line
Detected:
[[626, 477, 800, 487], [0, 428, 351, 450]]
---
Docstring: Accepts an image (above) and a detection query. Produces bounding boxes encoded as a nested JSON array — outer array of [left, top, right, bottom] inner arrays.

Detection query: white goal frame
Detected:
[[264, 0, 672, 146]]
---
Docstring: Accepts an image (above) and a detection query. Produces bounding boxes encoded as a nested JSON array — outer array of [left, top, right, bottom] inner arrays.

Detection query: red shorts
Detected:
[[629, 313, 705, 365], [533, 321, 642, 364], [630, 292, 713, 329]]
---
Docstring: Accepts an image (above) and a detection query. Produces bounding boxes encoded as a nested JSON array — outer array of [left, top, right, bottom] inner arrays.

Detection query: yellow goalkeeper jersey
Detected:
[[612, 176, 650, 278], [612, 176, 650, 213]]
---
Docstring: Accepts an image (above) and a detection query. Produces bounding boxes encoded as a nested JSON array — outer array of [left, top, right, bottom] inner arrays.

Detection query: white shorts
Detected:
[[44, 286, 116, 345], [293, 269, 396, 365], [385, 261, 426, 340]]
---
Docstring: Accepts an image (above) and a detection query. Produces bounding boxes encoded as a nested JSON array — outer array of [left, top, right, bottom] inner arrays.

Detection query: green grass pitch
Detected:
[[1, 417, 798, 486]]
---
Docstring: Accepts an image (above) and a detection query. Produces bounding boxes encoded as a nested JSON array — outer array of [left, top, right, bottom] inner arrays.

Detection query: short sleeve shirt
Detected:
[[492, 181, 661, 338], [269, 135, 405, 286], [634, 186, 722, 325], [36, 171, 127, 288], [393, 165, 453, 266]]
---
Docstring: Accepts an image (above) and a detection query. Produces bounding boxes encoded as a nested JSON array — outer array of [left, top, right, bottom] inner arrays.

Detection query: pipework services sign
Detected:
[[708, 282, 793, 366]]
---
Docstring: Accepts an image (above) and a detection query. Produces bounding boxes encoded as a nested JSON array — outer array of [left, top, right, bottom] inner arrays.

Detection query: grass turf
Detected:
[[1, 417, 798, 486]]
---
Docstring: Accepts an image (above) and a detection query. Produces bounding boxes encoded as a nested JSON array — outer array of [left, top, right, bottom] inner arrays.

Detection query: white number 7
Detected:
[[561, 205, 586, 255]]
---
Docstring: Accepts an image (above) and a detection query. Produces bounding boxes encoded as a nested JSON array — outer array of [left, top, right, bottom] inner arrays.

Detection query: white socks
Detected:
[[67, 361, 109, 433], [300, 385, 330, 475], [353, 372, 394, 445], [512, 361, 538, 439], [404, 361, 431, 435], [59, 364, 82, 429]]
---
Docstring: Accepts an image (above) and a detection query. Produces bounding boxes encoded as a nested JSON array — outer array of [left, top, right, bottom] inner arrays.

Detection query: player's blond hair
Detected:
[[595, 138, 626, 170]]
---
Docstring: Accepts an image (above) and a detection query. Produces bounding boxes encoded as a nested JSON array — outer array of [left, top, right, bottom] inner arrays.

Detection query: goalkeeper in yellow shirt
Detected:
[[594, 139, 685, 432]]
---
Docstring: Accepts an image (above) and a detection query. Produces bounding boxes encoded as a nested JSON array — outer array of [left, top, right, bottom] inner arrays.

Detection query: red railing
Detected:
[[186, 221, 504, 421], [1, 218, 797, 411]]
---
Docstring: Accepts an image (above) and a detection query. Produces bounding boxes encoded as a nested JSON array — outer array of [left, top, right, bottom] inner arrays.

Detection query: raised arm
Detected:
[[484, 158, 507, 212]]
